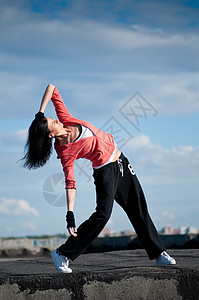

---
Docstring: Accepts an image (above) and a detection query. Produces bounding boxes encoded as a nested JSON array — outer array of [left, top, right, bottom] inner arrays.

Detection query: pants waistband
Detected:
[[93, 152, 124, 173]]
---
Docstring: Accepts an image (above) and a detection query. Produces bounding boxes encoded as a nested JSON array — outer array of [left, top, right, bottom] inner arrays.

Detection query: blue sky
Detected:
[[0, 0, 199, 237]]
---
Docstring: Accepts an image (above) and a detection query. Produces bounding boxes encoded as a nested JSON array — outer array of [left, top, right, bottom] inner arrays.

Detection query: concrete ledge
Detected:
[[1, 234, 198, 258], [0, 250, 199, 299]]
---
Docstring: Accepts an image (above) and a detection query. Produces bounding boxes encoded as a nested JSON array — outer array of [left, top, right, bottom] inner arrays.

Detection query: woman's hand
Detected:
[[68, 226, 78, 237], [66, 189, 77, 237], [39, 84, 55, 113], [66, 211, 77, 237]]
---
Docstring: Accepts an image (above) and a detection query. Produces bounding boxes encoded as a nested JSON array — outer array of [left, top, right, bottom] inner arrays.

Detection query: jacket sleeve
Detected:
[[51, 87, 74, 124], [60, 154, 77, 190]]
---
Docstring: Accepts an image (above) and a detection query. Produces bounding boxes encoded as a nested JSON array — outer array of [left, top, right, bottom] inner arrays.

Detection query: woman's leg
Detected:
[[115, 153, 165, 260], [59, 163, 120, 261]]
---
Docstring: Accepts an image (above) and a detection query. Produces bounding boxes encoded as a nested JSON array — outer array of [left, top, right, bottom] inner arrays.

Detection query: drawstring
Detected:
[[117, 158, 124, 177]]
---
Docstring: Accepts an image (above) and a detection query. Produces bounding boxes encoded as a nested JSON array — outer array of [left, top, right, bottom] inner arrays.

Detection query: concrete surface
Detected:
[[0, 249, 199, 300], [1, 234, 199, 257]]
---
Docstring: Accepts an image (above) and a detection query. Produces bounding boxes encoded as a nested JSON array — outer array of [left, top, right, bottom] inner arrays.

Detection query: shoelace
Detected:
[[61, 259, 69, 268], [57, 249, 69, 267], [117, 159, 124, 177]]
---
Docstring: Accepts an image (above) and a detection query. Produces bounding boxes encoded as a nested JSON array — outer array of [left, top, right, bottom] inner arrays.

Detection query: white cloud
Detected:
[[0, 2, 198, 118], [0, 129, 27, 155], [0, 129, 27, 146], [0, 4, 198, 57], [111, 72, 199, 115], [19, 0, 199, 34], [20, 221, 37, 231], [1, 11, 198, 57], [0, 197, 39, 216], [125, 134, 199, 178], [1, 70, 199, 120], [0, 0, 198, 235], [3, 221, 37, 236], [162, 211, 175, 220], [152, 210, 176, 229]]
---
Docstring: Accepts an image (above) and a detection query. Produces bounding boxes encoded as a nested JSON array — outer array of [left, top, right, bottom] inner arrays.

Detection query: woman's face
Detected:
[[46, 117, 63, 137]]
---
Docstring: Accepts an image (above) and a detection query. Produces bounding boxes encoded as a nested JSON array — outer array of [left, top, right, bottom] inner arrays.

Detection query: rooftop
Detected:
[[0, 249, 199, 299]]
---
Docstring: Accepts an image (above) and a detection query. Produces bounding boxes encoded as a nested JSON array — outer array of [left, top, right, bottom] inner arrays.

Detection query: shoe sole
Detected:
[[51, 251, 72, 273], [156, 260, 176, 266]]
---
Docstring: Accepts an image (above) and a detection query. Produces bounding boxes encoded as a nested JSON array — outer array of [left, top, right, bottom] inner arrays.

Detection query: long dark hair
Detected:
[[22, 113, 53, 169]]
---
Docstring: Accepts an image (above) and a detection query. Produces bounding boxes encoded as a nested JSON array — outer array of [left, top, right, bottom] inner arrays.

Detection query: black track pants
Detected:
[[59, 153, 165, 260]]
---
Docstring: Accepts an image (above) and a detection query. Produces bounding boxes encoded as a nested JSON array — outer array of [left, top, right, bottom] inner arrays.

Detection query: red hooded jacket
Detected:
[[51, 87, 115, 189]]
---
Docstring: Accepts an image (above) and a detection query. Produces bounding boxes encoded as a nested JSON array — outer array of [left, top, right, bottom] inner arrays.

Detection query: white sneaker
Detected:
[[51, 249, 72, 273], [156, 251, 176, 266]]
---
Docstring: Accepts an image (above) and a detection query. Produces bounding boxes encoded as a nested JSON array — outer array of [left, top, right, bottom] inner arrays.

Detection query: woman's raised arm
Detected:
[[39, 84, 55, 113]]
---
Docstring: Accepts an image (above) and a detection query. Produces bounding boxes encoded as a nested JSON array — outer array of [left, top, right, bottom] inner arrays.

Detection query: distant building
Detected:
[[120, 230, 135, 236], [179, 226, 198, 234], [99, 226, 114, 237], [179, 226, 188, 235], [160, 226, 174, 235], [160, 225, 198, 235], [173, 228, 180, 234]]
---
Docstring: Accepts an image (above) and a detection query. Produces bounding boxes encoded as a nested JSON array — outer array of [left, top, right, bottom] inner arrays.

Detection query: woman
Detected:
[[23, 84, 176, 273]]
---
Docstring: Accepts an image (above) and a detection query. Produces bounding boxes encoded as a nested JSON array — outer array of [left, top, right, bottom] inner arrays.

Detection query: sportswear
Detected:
[[75, 125, 93, 142], [51, 249, 72, 273], [156, 251, 176, 266], [58, 153, 166, 261], [51, 87, 115, 189]]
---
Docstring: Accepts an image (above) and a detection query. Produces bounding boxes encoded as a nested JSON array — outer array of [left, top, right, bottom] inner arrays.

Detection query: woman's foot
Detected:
[[156, 251, 176, 266], [51, 249, 72, 273]]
